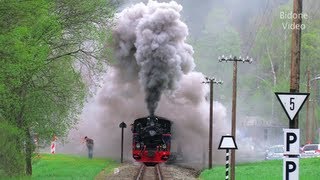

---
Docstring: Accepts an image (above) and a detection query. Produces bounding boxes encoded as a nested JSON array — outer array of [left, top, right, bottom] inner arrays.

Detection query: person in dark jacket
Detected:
[[84, 136, 94, 159]]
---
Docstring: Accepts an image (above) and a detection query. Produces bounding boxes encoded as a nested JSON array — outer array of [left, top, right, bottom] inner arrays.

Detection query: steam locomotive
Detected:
[[131, 116, 172, 166]]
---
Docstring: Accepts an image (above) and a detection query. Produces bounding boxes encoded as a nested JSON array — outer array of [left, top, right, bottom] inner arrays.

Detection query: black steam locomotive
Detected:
[[131, 116, 172, 166]]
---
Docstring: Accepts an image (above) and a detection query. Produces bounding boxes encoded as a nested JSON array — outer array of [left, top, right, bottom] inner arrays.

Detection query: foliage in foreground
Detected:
[[0, 0, 115, 176], [200, 158, 320, 180], [0, 122, 24, 176]]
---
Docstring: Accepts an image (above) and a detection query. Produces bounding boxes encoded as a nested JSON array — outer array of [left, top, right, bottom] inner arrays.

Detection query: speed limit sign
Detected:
[[275, 92, 309, 121]]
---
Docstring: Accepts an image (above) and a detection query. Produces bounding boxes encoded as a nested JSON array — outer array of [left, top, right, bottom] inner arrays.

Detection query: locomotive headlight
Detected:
[[162, 144, 167, 149], [149, 130, 156, 136], [136, 143, 141, 149]]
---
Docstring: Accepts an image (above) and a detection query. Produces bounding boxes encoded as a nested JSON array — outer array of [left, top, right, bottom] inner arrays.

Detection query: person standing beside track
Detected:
[[84, 136, 94, 159]]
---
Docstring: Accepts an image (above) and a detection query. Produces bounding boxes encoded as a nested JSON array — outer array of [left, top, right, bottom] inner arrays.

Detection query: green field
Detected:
[[4, 154, 320, 179], [1, 154, 118, 180], [200, 157, 320, 180]]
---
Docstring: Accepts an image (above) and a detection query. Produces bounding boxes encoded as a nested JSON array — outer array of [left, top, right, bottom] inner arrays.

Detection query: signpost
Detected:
[[275, 92, 309, 180], [119, 122, 127, 163], [218, 135, 238, 180]]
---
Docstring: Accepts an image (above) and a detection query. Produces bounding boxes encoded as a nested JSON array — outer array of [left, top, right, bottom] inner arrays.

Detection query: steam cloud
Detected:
[[59, 1, 229, 167], [113, 1, 195, 115]]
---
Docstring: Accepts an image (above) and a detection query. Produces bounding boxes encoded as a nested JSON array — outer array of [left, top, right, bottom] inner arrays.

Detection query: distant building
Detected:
[[238, 116, 286, 146]]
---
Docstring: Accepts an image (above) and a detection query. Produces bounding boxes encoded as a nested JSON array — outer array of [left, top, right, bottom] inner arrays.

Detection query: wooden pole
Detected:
[[217, 56, 251, 180], [230, 60, 237, 180], [289, 0, 302, 128], [209, 79, 213, 169]]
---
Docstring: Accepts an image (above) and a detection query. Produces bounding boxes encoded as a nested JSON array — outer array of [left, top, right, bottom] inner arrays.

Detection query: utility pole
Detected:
[[202, 77, 223, 169], [290, 0, 302, 129], [218, 55, 252, 180]]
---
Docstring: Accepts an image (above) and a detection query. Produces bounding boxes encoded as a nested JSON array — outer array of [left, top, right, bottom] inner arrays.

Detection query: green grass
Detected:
[[1, 154, 118, 180], [200, 157, 320, 180]]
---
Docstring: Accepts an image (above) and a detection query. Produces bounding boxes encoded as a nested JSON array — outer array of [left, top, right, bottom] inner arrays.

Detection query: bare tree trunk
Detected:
[[312, 80, 318, 142], [266, 45, 277, 119], [25, 128, 33, 175], [284, 31, 287, 74], [15, 85, 32, 175], [15, 89, 26, 174]]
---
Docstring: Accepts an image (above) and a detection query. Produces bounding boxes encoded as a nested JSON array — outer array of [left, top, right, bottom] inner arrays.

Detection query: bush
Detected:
[[0, 122, 25, 177]]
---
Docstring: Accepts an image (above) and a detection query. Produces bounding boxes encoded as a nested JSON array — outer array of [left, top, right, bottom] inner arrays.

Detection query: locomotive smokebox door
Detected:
[[148, 150, 155, 157]]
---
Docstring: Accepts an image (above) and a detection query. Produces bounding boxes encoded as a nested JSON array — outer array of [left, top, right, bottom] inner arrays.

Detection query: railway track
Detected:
[[134, 163, 163, 180]]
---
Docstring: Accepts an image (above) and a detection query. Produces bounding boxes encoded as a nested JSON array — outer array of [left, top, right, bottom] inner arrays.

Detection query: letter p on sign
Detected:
[[283, 129, 300, 180], [283, 158, 299, 180], [284, 129, 300, 155]]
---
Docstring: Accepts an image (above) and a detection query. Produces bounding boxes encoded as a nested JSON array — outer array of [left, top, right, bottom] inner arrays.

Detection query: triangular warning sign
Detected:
[[275, 92, 309, 121]]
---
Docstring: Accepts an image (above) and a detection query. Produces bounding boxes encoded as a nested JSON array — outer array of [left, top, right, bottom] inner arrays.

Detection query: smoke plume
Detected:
[[59, 1, 229, 167], [113, 1, 195, 115]]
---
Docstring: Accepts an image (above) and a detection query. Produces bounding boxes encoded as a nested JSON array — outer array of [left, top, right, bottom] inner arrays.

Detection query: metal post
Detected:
[[121, 127, 124, 163], [289, 0, 302, 129], [226, 149, 230, 180], [119, 122, 127, 163]]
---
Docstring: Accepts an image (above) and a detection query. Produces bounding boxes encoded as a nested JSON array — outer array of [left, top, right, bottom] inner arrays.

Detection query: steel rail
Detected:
[[135, 164, 146, 180], [155, 164, 163, 180], [134, 163, 163, 180]]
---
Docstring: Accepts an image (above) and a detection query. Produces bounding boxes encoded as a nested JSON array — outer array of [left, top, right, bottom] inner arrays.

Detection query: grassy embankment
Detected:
[[1, 154, 118, 180], [200, 157, 320, 180]]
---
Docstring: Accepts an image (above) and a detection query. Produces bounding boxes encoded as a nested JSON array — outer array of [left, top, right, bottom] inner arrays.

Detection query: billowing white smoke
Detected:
[[59, 1, 229, 167]]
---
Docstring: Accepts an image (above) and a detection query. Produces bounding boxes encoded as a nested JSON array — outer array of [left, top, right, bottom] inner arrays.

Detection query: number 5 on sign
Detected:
[[275, 92, 309, 121], [290, 98, 295, 110]]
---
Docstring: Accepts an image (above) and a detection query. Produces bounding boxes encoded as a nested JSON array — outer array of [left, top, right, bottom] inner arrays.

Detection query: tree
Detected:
[[249, 0, 320, 133], [191, 8, 241, 103], [0, 0, 115, 176]]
